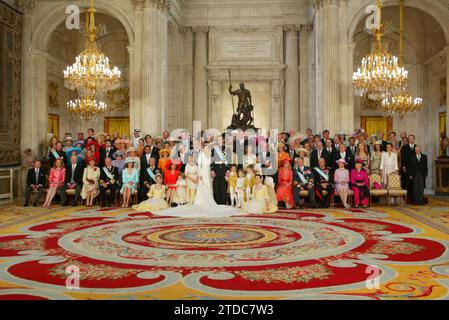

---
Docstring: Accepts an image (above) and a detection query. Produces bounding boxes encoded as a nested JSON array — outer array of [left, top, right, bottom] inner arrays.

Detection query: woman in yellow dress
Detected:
[[133, 174, 169, 212], [246, 175, 278, 214]]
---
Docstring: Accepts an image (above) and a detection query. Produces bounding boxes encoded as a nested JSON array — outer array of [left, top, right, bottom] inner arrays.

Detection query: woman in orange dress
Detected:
[[276, 159, 295, 209], [158, 149, 171, 174], [277, 142, 290, 166]]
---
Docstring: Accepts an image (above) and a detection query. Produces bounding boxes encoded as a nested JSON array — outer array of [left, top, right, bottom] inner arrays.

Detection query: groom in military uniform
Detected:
[[211, 135, 231, 205]]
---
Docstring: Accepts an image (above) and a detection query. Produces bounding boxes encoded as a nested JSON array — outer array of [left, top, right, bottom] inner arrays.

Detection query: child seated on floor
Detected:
[[133, 174, 168, 212]]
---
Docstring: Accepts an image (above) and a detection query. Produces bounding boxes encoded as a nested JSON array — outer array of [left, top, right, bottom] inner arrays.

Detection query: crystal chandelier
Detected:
[[63, 0, 121, 97], [353, 0, 408, 101], [67, 96, 108, 120], [382, 0, 423, 118]]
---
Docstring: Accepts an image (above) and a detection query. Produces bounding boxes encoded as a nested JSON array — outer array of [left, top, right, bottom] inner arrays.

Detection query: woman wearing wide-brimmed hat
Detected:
[[351, 160, 370, 209], [334, 159, 351, 209], [125, 146, 141, 171], [121, 158, 139, 208], [296, 147, 310, 167]]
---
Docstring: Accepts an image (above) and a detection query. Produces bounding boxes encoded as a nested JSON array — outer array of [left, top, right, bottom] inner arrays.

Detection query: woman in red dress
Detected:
[[43, 159, 66, 209], [276, 159, 295, 209], [164, 160, 182, 206]]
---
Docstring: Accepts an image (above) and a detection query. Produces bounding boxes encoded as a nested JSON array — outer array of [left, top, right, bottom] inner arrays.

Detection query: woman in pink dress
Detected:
[[334, 159, 351, 209], [276, 159, 295, 209], [43, 159, 66, 209], [350, 160, 370, 209]]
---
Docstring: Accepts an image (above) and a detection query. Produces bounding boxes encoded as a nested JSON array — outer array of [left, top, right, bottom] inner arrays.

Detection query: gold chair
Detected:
[[369, 173, 388, 206], [386, 172, 407, 206]]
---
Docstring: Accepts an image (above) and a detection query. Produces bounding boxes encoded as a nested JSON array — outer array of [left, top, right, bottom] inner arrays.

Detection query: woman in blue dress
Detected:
[[121, 158, 139, 208]]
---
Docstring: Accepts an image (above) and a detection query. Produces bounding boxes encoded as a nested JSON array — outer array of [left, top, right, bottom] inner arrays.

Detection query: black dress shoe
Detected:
[[32, 202, 38, 207], [72, 202, 78, 207], [23, 203, 29, 207], [62, 203, 69, 207]]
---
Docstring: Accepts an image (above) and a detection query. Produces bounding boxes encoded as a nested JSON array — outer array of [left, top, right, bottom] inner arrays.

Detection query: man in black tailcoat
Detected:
[[408, 146, 428, 205], [59, 155, 84, 206]]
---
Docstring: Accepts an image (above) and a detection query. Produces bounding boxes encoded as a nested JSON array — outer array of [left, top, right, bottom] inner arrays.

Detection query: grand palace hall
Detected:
[[0, 0, 448, 302]]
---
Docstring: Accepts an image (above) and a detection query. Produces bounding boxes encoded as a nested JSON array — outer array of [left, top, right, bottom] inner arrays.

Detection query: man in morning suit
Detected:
[[334, 144, 355, 171], [99, 157, 120, 207], [400, 134, 417, 198], [310, 141, 330, 169], [59, 155, 84, 206], [24, 160, 46, 207], [408, 146, 428, 205], [100, 140, 116, 167], [293, 157, 316, 208]]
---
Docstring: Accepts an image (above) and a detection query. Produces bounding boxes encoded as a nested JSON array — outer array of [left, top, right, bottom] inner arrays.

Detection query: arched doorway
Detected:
[[350, 2, 448, 189], [21, 0, 134, 158], [47, 12, 130, 142]]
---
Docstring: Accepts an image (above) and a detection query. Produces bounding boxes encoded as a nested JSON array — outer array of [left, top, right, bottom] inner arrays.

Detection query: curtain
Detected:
[[48, 114, 59, 139], [440, 112, 447, 135], [105, 118, 130, 138], [362, 117, 389, 137]]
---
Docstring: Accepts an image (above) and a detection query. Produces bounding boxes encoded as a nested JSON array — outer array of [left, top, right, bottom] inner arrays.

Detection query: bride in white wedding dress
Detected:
[[152, 144, 243, 218]]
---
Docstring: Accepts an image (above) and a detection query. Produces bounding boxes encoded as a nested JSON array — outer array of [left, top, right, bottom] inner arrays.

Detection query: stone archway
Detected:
[[21, 0, 135, 156]]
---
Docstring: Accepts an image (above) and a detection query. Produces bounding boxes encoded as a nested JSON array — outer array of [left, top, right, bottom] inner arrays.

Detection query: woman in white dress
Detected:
[[153, 144, 243, 218], [380, 143, 399, 186]]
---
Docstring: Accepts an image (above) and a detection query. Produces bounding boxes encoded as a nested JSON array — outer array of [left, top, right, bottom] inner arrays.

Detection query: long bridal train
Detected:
[[152, 146, 244, 218]]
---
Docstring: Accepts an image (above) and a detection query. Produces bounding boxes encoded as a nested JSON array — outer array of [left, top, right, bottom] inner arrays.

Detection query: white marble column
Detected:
[[140, 0, 168, 136], [271, 79, 284, 130], [208, 79, 222, 130], [181, 27, 194, 133], [299, 24, 312, 132], [33, 49, 50, 153], [128, 1, 143, 133], [193, 26, 209, 127], [284, 24, 300, 132], [314, 0, 342, 135]]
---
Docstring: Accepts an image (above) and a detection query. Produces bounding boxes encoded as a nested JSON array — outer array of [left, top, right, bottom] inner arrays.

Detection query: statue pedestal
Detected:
[[435, 157, 449, 196], [226, 124, 259, 132]]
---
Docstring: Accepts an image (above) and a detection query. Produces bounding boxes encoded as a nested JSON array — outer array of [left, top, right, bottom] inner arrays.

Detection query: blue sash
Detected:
[[296, 170, 308, 184], [314, 167, 329, 181], [50, 149, 60, 159], [214, 146, 227, 163], [146, 167, 157, 182], [102, 167, 114, 180]]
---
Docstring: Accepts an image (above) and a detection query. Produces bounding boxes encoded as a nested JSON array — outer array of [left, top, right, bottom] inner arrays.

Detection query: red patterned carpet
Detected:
[[0, 203, 448, 300]]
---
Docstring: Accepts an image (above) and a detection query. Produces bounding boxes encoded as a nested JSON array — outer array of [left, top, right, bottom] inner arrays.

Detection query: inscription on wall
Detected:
[[219, 38, 272, 60], [209, 27, 283, 65]]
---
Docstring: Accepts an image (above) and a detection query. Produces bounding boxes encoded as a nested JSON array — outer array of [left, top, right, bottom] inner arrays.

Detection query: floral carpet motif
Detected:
[[0, 202, 448, 300]]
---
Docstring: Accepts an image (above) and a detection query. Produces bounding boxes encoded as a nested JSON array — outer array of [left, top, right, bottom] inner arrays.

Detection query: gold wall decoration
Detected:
[[106, 87, 130, 111], [441, 77, 447, 106], [49, 81, 59, 109], [0, 2, 22, 166]]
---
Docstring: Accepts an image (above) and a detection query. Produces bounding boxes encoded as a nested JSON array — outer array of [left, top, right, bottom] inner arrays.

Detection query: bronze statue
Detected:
[[227, 80, 256, 130], [440, 132, 449, 158]]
